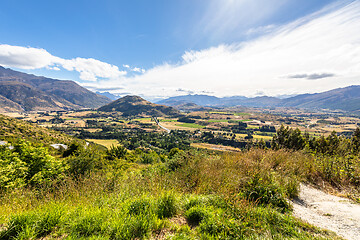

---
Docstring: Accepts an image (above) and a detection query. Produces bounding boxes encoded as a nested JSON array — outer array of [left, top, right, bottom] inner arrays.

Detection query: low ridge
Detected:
[[98, 95, 180, 117]]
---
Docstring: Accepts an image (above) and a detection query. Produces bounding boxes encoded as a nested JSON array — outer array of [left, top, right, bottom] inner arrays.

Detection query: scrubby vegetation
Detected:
[[1, 114, 359, 239], [0, 114, 76, 145], [0, 147, 343, 239]]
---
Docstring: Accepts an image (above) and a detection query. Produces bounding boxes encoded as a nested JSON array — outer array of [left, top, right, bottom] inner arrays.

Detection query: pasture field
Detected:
[[86, 139, 120, 149]]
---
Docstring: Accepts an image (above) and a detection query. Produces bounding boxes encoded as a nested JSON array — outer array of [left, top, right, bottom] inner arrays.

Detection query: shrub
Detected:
[[106, 145, 127, 160], [0, 140, 67, 190], [242, 176, 291, 212], [185, 206, 209, 226], [156, 192, 178, 219]]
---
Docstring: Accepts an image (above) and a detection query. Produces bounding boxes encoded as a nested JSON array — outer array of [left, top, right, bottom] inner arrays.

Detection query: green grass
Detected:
[[0, 149, 349, 239], [176, 123, 205, 128], [86, 139, 120, 149], [0, 114, 77, 146], [234, 112, 250, 116], [207, 119, 251, 123], [159, 119, 177, 122], [132, 117, 152, 122], [207, 119, 229, 123]]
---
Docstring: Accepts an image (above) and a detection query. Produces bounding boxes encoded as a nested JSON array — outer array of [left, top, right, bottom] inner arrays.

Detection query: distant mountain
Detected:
[[98, 95, 180, 117], [0, 66, 111, 112], [158, 85, 360, 113], [158, 94, 221, 106], [281, 85, 360, 111], [96, 91, 120, 101], [158, 95, 281, 108], [160, 100, 211, 112]]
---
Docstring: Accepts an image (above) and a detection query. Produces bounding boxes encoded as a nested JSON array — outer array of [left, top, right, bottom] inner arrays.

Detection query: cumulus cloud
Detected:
[[0, 44, 127, 82], [0, 44, 60, 69], [60, 58, 126, 81], [131, 67, 146, 73]]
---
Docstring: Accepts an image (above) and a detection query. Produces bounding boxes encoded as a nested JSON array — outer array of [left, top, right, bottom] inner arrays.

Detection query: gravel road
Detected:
[[292, 184, 360, 240]]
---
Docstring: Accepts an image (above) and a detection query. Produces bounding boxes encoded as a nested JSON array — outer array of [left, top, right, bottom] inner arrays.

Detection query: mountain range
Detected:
[[1, 66, 359, 114], [0, 66, 111, 112], [157, 85, 360, 113]]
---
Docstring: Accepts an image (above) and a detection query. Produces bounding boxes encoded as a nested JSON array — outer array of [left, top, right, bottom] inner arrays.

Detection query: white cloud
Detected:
[[60, 58, 126, 81], [195, 0, 288, 41], [0, 44, 61, 69], [110, 0, 360, 97], [0, 45, 126, 82], [246, 24, 277, 36], [131, 67, 146, 73]]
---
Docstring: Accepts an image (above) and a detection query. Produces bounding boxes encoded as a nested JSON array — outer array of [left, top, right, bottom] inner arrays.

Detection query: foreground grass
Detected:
[[0, 149, 347, 239]]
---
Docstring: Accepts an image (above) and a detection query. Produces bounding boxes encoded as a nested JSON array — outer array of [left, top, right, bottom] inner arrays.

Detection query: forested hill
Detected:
[[0, 66, 111, 112]]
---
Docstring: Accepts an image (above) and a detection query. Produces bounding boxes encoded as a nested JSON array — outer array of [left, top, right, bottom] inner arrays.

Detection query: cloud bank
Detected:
[[1, 1, 360, 98], [119, 0, 360, 97]]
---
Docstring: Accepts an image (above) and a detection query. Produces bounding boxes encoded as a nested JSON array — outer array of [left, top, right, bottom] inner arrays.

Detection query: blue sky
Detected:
[[1, 0, 359, 99]]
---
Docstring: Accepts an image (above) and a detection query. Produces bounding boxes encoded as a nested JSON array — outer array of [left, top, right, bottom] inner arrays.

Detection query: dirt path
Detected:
[[292, 184, 360, 240]]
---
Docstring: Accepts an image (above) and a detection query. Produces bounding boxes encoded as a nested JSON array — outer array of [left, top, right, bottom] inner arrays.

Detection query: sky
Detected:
[[1, 0, 360, 100]]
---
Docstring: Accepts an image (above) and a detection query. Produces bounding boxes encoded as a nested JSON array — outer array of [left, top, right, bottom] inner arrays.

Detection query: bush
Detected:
[[185, 206, 209, 226], [106, 145, 127, 160], [242, 176, 291, 212], [0, 140, 67, 190], [156, 192, 178, 219], [66, 146, 103, 177]]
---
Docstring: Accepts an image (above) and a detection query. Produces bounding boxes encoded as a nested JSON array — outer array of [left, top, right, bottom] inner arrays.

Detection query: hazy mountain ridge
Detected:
[[158, 85, 360, 112], [0, 66, 111, 112], [98, 95, 180, 117]]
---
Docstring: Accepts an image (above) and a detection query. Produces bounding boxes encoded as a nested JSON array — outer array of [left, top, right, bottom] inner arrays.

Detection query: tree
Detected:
[[351, 127, 360, 154]]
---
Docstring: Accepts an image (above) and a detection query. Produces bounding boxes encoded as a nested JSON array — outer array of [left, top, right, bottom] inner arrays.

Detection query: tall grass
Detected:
[[0, 149, 348, 239]]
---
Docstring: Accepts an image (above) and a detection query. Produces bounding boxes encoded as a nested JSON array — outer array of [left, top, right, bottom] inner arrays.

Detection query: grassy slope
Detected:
[[0, 149, 345, 239], [0, 114, 77, 145], [0, 115, 356, 239]]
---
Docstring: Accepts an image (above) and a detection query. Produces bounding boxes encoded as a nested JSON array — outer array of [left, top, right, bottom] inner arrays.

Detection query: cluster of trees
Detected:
[[231, 122, 248, 133], [79, 128, 191, 153], [198, 131, 250, 149], [178, 116, 196, 123], [272, 125, 360, 156], [259, 125, 276, 132]]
